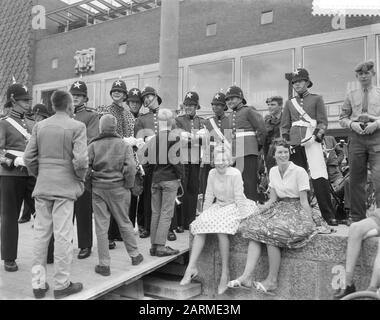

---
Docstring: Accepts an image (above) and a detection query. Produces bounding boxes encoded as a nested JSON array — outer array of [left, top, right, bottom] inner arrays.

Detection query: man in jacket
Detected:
[[24, 90, 88, 299]]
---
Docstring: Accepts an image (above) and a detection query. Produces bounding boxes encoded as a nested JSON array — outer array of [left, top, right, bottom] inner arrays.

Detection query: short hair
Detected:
[[269, 138, 291, 157], [266, 96, 283, 106], [51, 90, 72, 111], [354, 60, 375, 73]]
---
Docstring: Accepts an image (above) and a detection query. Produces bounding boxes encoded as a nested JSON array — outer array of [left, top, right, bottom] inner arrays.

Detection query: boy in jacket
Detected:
[[87, 114, 143, 276]]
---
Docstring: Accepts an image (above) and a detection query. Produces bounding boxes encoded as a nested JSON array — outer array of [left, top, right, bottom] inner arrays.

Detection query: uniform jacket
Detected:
[[228, 104, 266, 157], [264, 112, 282, 153], [281, 93, 328, 146], [87, 132, 136, 189], [0, 110, 34, 176], [24, 112, 88, 201], [134, 110, 160, 139], [175, 114, 206, 164], [323, 135, 344, 184], [203, 114, 231, 165], [73, 105, 99, 144], [340, 86, 380, 128]]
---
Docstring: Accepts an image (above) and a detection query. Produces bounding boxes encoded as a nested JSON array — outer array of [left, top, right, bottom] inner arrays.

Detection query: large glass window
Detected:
[[241, 49, 294, 110], [303, 38, 365, 104], [188, 60, 234, 113]]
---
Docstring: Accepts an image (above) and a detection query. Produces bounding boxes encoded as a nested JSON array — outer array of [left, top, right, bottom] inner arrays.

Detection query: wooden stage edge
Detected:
[[0, 220, 190, 300]]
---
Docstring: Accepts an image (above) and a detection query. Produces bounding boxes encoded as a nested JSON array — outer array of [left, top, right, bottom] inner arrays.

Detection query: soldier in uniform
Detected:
[[70, 80, 100, 259], [134, 86, 162, 239], [0, 83, 35, 272], [281, 68, 337, 226], [200, 92, 230, 197], [264, 96, 283, 172], [226, 86, 267, 202], [175, 92, 206, 231]]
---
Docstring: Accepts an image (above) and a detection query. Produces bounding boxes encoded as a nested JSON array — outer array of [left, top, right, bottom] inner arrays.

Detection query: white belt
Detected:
[[235, 131, 256, 137], [292, 120, 313, 127], [6, 150, 24, 157]]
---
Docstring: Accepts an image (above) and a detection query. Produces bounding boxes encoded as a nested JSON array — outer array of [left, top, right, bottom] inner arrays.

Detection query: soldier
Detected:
[[200, 92, 230, 198], [226, 86, 267, 202], [125, 88, 145, 235], [70, 80, 99, 259], [134, 86, 162, 239], [175, 92, 206, 231], [339, 60, 380, 224], [281, 68, 337, 226], [0, 83, 35, 272], [264, 96, 283, 172]]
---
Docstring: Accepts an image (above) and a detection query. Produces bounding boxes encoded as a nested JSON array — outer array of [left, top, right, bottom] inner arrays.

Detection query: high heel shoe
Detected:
[[180, 269, 198, 286]]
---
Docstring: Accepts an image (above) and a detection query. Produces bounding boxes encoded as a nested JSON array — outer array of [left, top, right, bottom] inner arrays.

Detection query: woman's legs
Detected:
[[260, 245, 281, 290], [217, 233, 230, 293], [180, 234, 206, 285], [229, 240, 262, 286]]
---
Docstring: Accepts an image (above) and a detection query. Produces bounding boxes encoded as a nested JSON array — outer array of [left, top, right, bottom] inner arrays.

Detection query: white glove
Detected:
[[14, 157, 25, 167], [181, 131, 192, 140], [145, 135, 155, 143], [136, 138, 145, 149], [196, 129, 208, 138], [123, 137, 137, 146]]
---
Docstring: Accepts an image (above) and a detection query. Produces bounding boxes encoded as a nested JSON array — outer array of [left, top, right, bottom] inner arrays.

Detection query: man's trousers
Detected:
[[235, 155, 259, 201], [73, 189, 93, 249]]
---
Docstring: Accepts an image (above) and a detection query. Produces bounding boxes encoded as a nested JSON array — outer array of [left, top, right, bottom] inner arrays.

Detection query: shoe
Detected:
[[113, 237, 123, 242], [139, 230, 150, 238], [180, 268, 199, 286], [346, 217, 361, 226], [18, 217, 30, 224], [33, 283, 49, 299], [253, 281, 276, 296], [175, 226, 184, 233], [109, 241, 116, 250], [327, 219, 338, 226], [131, 253, 144, 266], [47, 256, 54, 264], [156, 246, 180, 257], [54, 282, 83, 299], [4, 260, 18, 272], [77, 248, 91, 259], [227, 278, 252, 290], [149, 247, 157, 256], [95, 265, 111, 276], [333, 284, 356, 300], [167, 231, 177, 241]]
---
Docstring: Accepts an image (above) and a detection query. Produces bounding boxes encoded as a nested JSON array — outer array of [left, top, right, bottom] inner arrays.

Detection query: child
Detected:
[[87, 114, 143, 276], [149, 109, 184, 257]]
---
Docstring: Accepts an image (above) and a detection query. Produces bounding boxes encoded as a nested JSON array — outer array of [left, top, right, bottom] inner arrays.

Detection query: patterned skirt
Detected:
[[238, 200, 319, 249], [190, 200, 257, 235]]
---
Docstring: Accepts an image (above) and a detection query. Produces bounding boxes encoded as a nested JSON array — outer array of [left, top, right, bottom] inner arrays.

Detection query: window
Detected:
[[241, 49, 294, 111], [206, 23, 217, 37], [188, 60, 234, 113], [303, 38, 365, 104], [51, 58, 58, 69], [118, 43, 127, 55], [261, 11, 273, 25]]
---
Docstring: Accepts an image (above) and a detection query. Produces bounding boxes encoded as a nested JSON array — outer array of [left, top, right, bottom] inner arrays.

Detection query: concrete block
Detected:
[[143, 276, 201, 300], [112, 280, 145, 299]]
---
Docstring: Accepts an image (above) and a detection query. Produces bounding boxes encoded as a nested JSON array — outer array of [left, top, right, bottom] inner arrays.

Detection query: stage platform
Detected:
[[0, 221, 190, 300]]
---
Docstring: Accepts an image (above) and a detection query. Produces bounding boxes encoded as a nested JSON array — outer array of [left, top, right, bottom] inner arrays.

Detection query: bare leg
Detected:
[[345, 218, 378, 286], [180, 234, 206, 285], [368, 237, 380, 290], [217, 233, 230, 294], [260, 245, 281, 290], [229, 240, 262, 287]]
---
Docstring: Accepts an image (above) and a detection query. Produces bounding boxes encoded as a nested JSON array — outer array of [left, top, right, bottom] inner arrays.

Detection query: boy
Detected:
[[87, 114, 143, 276]]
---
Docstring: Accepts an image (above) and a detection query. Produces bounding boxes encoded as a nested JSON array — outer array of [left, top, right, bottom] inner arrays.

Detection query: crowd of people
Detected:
[[0, 59, 380, 299]]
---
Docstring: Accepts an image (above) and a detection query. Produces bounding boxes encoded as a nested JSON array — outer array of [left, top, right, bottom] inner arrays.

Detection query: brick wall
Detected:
[[0, 0, 35, 110], [33, 0, 380, 85]]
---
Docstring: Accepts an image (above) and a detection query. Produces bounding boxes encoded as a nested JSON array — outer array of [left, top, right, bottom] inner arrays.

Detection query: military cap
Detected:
[[70, 81, 88, 98], [211, 92, 227, 111], [183, 91, 201, 110], [225, 86, 247, 105], [291, 68, 313, 88], [110, 79, 128, 96], [141, 86, 162, 105], [4, 83, 31, 109], [32, 103, 50, 119], [127, 88, 142, 104], [354, 60, 375, 73]]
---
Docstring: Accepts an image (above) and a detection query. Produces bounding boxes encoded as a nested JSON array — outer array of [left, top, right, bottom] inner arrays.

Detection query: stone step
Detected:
[[143, 275, 201, 300]]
